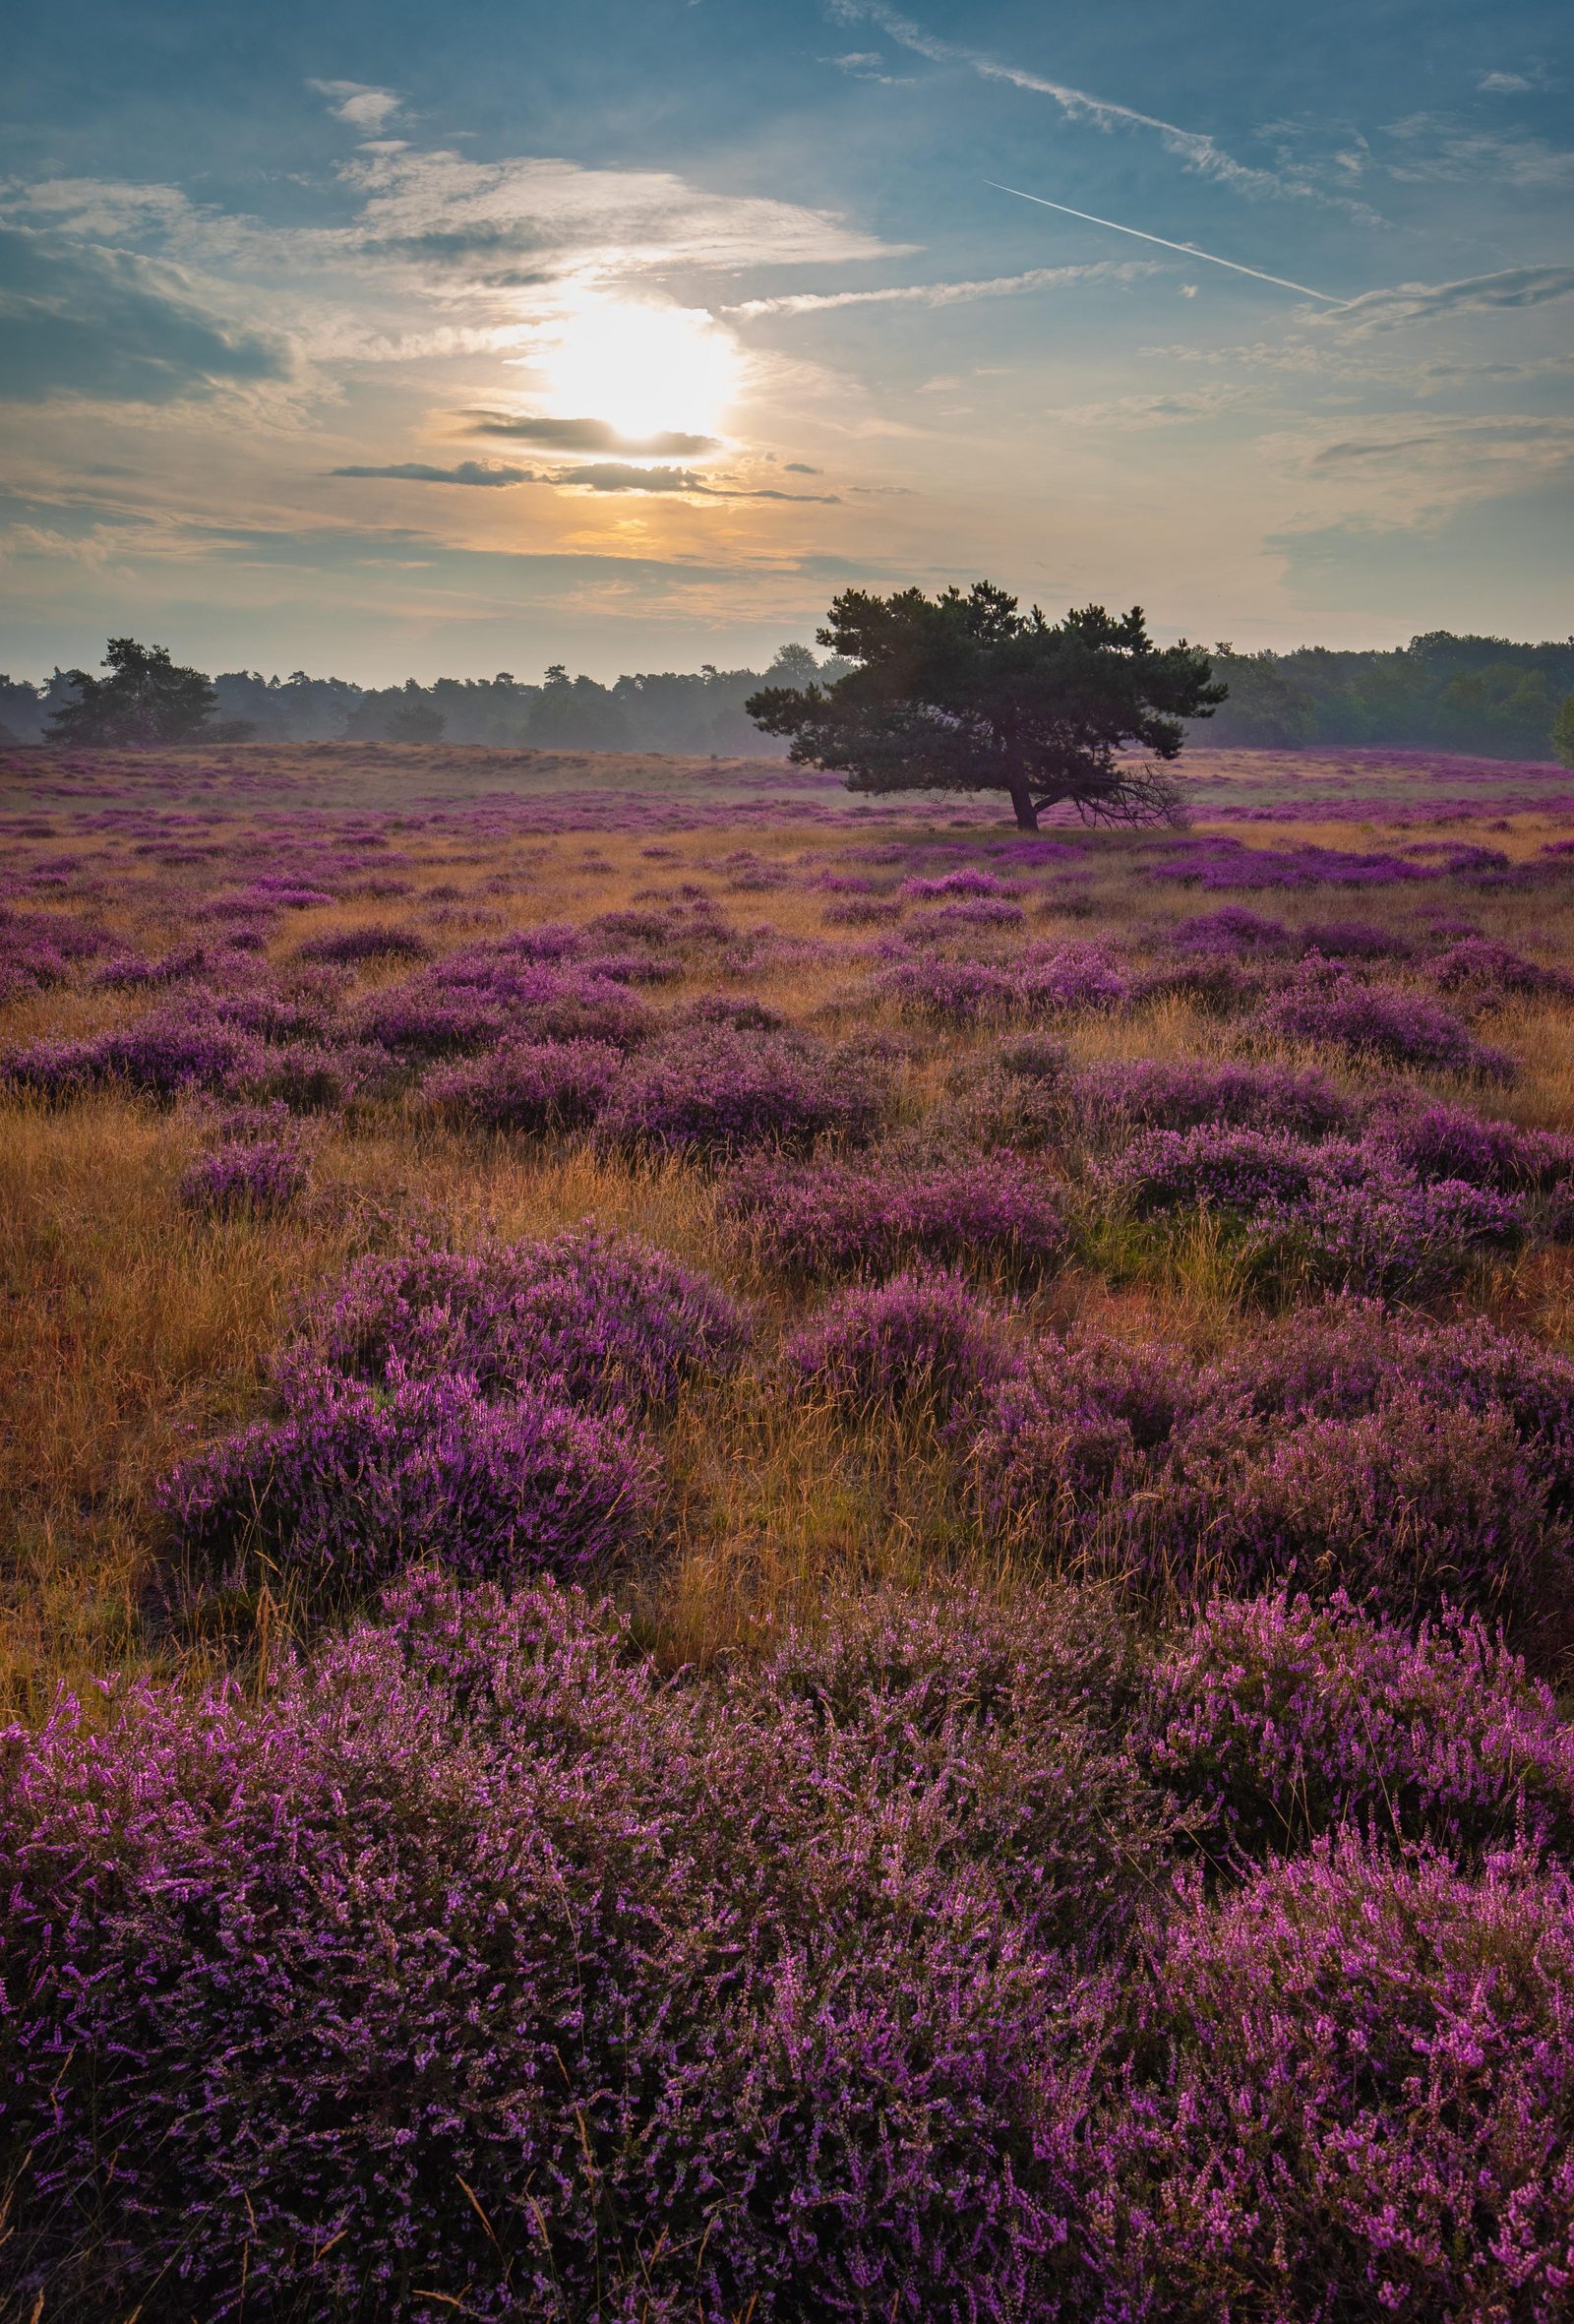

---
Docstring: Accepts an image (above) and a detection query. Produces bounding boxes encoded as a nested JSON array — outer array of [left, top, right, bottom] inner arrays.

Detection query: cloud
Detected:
[[1263, 412, 1574, 517], [729, 259, 1146, 318], [462, 410, 720, 456], [824, 1, 1373, 212], [1324, 264, 1574, 332], [0, 226, 290, 404], [340, 148, 907, 280], [1380, 115, 1574, 188], [332, 460, 541, 486], [1053, 386, 1252, 427], [784, 461, 820, 472], [308, 80, 405, 132], [1480, 72, 1535, 92], [330, 457, 840, 503], [554, 463, 840, 502]]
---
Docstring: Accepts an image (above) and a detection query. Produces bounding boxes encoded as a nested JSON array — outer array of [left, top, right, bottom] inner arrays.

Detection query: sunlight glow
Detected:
[[534, 294, 741, 444]]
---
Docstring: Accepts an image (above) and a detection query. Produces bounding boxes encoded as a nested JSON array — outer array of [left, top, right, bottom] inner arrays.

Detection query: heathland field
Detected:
[[6, 737, 1574, 2316]]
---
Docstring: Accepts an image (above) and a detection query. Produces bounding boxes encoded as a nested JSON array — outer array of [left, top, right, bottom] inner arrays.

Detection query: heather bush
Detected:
[[1364, 1091, 1574, 1194], [1140, 1592, 1574, 1864], [784, 1270, 1018, 1419], [1154, 1390, 1557, 1621], [597, 1024, 882, 1156], [1170, 904, 1291, 953], [724, 1151, 1070, 1282], [3, 1003, 268, 1102], [178, 1132, 310, 1218], [0, 1572, 1153, 2320], [163, 1361, 657, 1586], [296, 921, 431, 964], [1264, 963, 1515, 1079], [1429, 935, 1574, 1004], [962, 1332, 1200, 1553], [1068, 1059, 1355, 1144], [878, 956, 1020, 1024], [300, 1226, 751, 1409], [1104, 1841, 1574, 2319], [423, 1036, 621, 1133]]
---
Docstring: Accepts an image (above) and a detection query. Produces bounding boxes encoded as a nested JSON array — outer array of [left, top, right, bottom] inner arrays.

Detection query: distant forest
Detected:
[[2, 631, 1571, 762]]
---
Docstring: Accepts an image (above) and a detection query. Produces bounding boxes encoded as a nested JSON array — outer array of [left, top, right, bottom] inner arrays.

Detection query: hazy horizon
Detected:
[[4, 0, 1569, 686]]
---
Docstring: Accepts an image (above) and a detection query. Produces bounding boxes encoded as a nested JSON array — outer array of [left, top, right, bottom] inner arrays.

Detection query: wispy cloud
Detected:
[[1322, 264, 1574, 332], [729, 259, 1145, 318], [825, 0, 1375, 213], [1053, 386, 1252, 426]]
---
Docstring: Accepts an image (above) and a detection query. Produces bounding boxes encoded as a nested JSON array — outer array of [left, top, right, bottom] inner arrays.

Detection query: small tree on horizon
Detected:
[[44, 638, 225, 748], [1552, 692, 1574, 770], [746, 582, 1225, 830]]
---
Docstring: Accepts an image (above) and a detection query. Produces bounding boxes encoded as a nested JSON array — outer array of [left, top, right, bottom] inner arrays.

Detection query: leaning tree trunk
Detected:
[[1006, 777, 1039, 832]]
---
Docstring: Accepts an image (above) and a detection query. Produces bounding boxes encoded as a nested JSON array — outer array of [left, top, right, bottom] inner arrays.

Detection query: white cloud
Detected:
[[1052, 386, 1253, 427], [1263, 411, 1574, 515], [308, 80, 405, 133], [1480, 71, 1535, 92]]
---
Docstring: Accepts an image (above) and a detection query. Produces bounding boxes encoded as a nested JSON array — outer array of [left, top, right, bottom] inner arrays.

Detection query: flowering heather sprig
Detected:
[[724, 1151, 1070, 1282], [300, 1225, 751, 1409], [1264, 963, 1516, 1078], [423, 1037, 622, 1134], [1103, 1840, 1574, 2317], [1014, 939, 1129, 1015], [597, 1024, 883, 1157], [1140, 1591, 1574, 1863], [784, 1270, 1019, 1418], [162, 1361, 657, 1586]]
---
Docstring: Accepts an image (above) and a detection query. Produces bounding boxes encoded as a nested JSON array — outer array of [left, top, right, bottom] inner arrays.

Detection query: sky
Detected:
[[2, 0, 1570, 684]]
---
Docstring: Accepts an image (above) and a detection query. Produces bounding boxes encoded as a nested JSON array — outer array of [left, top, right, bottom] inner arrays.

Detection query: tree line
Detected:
[[0, 645, 843, 758], [1204, 632, 1574, 760]]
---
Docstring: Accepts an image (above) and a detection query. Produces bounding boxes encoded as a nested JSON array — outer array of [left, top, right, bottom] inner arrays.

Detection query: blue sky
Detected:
[[2, 0, 1569, 681]]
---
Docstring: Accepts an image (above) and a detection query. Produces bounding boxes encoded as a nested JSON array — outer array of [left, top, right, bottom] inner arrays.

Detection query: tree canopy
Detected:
[[746, 582, 1225, 830], [44, 638, 223, 748]]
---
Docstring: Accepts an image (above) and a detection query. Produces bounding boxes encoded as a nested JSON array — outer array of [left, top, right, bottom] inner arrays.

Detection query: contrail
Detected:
[[985, 180, 1344, 304]]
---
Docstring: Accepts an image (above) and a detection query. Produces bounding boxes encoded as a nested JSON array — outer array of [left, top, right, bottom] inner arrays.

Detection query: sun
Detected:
[[534, 294, 741, 444]]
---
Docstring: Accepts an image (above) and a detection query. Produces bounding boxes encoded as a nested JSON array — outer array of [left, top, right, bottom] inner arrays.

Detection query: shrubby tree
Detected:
[[748, 582, 1224, 830], [1552, 692, 1574, 770], [45, 637, 232, 748]]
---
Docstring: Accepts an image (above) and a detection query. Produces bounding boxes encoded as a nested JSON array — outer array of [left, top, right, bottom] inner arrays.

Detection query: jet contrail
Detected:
[[985, 180, 1344, 304]]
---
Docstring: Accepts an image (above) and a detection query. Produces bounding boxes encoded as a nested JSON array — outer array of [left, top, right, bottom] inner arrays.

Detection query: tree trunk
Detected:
[[1007, 778, 1039, 831]]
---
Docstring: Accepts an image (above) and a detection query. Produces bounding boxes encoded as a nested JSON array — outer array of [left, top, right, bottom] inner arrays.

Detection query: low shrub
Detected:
[[423, 1037, 621, 1133], [1140, 1591, 1574, 1863], [597, 1025, 882, 1156], [725, 1152, 1070, 1282], [785, 1270, 1018, 1418]]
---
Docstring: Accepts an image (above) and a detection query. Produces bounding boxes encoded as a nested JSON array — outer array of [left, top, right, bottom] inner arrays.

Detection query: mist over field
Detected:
[[5, 0, 1574, 2313]]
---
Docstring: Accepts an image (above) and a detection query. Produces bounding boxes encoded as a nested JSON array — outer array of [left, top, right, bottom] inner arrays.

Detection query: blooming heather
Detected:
[[724, 1151, 1070, 1282], [784, 1270, 1018, 1418], [597, 1025, 882, 1156], [423, 1037, 622, 1133]]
